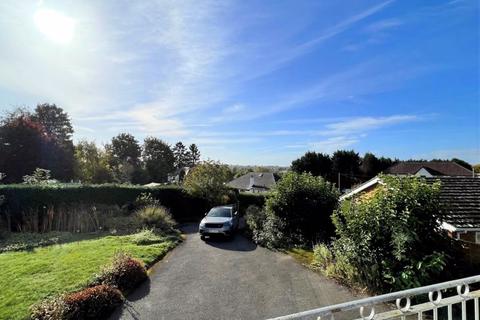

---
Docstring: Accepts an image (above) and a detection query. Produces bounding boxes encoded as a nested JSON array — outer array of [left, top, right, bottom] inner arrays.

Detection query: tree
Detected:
[[0, 110, 53, 183], [143, 137, 175, 182], [74, 140, 113, 183], [451, 158, 472, 170], [105, 133, 142, 183], [474, 164, 480, 174], [263, 172, 339, 246], [32, 104, 75, 180], [183, 161, 234, 204], [32, 103, 73, 144], [187, 144, 201, 167], [332, 150, 361, 189], [291, 151, 332, 179], [331, 175, 461, 291], [172, 142, 188, 169], [106, 133, 142, 166]]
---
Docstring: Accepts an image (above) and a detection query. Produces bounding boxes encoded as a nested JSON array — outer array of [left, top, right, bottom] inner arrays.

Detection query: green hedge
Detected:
[[0, 184, 209, 230], [0, 184, 266, 231], [237, 192, 266, 214]]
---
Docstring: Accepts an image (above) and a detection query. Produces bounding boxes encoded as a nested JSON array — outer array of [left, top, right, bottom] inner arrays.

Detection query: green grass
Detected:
[[0, 232, 180, 320], [285, 247, 314, 266]]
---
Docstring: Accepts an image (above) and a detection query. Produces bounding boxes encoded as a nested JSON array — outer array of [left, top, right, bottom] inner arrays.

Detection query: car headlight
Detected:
[[199, 220, 205, 227]]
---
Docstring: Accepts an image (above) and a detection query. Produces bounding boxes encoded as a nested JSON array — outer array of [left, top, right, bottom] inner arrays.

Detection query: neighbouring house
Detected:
[[227, 172, 276, 193], [341, 176, 480, 244], [385, 160, 473, 177]]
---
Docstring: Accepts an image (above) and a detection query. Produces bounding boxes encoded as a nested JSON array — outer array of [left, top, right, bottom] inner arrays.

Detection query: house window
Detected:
[[476, 232, 480, 244]]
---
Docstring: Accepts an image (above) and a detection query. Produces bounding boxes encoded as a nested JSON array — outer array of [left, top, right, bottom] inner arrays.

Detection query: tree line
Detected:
[[290, 150, 474, 190], [290, 150, 395, 190], [0, 104, 200, 184]]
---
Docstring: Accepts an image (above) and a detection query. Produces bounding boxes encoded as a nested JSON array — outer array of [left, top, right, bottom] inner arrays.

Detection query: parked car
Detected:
[[199, 205, 239, 239]]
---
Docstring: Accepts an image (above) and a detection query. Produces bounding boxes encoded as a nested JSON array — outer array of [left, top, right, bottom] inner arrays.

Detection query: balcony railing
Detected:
[[268, 275, 480, 320]]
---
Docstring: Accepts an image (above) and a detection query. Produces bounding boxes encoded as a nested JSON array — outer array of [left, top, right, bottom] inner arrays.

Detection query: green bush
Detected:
[[136, 205, 176, 231], [183, 161, 233, 205], [263, 171, 339, 247], [312, 244, 333, 269], [237, 193, 266, 215], [92, 252, 148, 293], [31, 285, 123, 320], [129, 228, 165, 245], [331, 175, 461, 292]]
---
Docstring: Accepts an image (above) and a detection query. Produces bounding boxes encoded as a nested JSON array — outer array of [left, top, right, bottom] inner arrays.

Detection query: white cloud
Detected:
[[364, 18, 403, 33], [324, 115, 419, 135], [309, 136, 359, 154]]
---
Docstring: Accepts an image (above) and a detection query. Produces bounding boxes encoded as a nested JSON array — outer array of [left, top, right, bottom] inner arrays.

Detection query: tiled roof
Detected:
[[227, 172, 276, 191], [428, 177, 480, 229], [386, 161, 472, 176]]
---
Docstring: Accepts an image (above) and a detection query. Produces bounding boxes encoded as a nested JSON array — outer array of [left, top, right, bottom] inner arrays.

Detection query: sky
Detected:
[[0, 0, 478, 165]]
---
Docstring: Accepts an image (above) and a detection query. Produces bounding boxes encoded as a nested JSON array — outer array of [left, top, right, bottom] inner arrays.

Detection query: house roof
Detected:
[[227, 172, 276, 191], [341, 176, 480, 230], [431, 177, 480, 230], [385, 161, 472, 177]]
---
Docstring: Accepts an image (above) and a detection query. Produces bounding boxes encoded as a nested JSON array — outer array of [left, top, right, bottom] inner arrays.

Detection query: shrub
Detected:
[[129, 228, 165, 245], [331, 175, 460, 292], [93, 252, 147, 293], [244, 205, 264, 236], [134, 192, 160, 208], [312, 244, 333, 269], [31, 285, 123, 320], [136, 205, 176, 231], [263, 171, 339, 247], [31, 296, 65, 320], [183, 161, 233, 205]]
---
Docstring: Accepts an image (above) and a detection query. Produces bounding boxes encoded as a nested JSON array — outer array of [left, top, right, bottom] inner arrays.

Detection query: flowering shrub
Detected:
[[93, 252, 147, 293]]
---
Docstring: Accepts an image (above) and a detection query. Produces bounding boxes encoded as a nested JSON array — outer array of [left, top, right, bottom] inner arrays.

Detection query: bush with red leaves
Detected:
[[63, 285, 123, 319], [93, 252, 148, 293], [31, 285, 123, 320]]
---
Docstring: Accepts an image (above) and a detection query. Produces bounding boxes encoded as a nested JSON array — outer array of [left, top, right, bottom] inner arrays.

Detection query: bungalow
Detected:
[[341, 176, 480, 244], [227, 172, 276, 193], [385, 160, 473, 177]]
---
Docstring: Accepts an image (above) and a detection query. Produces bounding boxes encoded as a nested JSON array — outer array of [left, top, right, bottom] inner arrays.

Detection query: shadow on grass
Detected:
[[0, 231, 112, 254]]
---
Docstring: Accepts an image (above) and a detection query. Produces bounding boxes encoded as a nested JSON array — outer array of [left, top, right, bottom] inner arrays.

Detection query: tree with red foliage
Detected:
[[0, 106, 76, 183], [0, 110, 52, 183]]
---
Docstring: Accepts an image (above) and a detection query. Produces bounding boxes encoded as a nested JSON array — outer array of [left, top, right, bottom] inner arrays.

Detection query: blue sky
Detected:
[[0, 0, 478, 165]]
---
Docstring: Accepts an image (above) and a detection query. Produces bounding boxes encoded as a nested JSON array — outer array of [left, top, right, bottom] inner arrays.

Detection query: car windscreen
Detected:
[[207, 207, 232, 218]]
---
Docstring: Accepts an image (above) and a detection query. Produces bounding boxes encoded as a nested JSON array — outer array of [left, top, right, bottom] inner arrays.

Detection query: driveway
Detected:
[[111, 224, 362, 320]]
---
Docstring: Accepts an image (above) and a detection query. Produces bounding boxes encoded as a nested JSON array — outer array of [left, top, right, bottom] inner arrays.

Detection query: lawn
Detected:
[[0, 232, 180, 320]]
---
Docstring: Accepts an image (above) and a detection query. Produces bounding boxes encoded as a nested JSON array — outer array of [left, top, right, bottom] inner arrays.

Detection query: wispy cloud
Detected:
[[309, 136, 359, 154], [323, 115, 419, 136], [364, 18, 403, 33]]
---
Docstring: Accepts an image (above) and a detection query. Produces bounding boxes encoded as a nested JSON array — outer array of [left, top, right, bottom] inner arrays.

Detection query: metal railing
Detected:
[[267, 275, 480, 320]]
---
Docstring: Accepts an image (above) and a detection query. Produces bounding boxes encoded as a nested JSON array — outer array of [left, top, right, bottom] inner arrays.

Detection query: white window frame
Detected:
[[476, 232, 480, 244]]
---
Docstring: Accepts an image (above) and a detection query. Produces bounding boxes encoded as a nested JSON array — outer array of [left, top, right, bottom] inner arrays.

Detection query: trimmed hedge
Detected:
[[237, 192, 266, 215], [0, 184, 209, 231], [0, 184, 266, 231]]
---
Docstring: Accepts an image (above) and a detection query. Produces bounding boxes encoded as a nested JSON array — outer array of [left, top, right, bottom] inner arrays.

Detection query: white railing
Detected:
[[267, 275, 480, 320]]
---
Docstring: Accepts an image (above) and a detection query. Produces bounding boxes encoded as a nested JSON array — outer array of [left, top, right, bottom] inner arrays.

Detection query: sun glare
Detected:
[[34, 9, 75, 44]]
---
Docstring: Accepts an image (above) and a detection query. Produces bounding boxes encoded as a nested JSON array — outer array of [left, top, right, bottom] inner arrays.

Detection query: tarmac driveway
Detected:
[[110, 224, 361, 320]]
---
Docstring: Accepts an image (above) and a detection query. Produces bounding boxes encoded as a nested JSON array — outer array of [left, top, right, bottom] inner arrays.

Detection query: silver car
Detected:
[[199, 205, 239, 239]]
